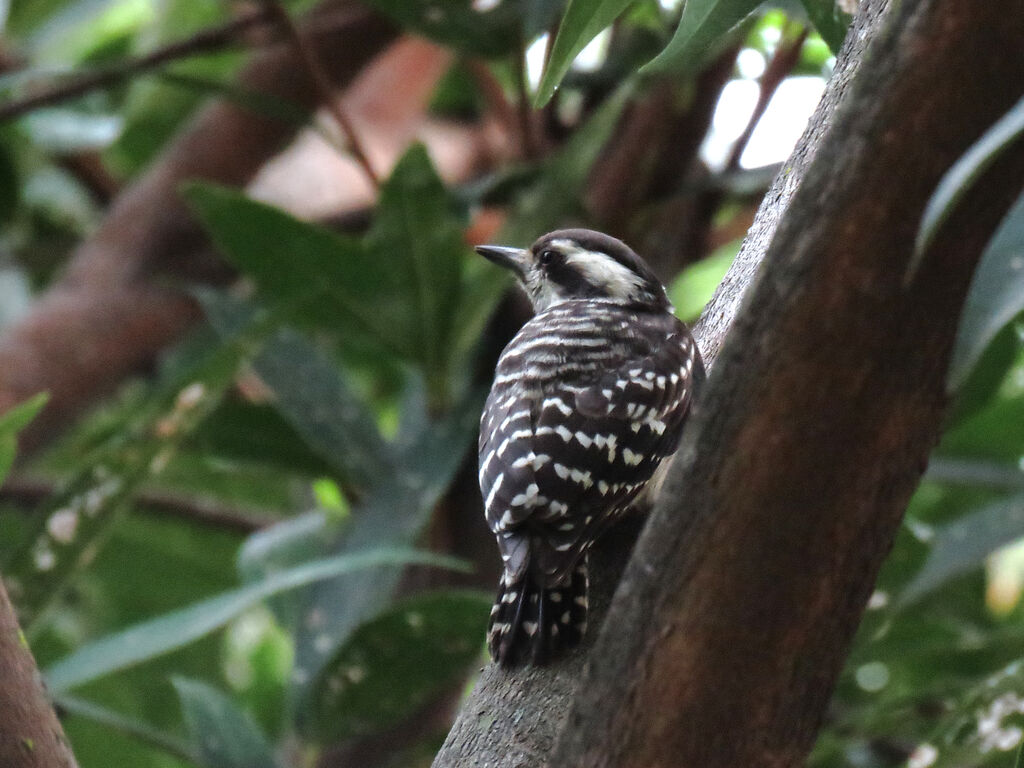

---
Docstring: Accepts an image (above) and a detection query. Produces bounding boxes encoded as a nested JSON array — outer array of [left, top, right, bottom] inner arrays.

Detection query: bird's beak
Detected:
[[475, 245, 530, 280]]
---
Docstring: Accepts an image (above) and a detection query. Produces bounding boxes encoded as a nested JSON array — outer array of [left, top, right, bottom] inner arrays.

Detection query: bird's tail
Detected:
[[487, 556, 589, 666]]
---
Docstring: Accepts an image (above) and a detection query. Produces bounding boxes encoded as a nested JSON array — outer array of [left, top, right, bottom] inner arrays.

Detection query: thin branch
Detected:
[[265, 0, 381, 189], [1, 476, 268, 533], [467, 59, 520, 151], [513, 37, 540, 159], [725, 25, 809, 171], [0, 7, 277, 123]]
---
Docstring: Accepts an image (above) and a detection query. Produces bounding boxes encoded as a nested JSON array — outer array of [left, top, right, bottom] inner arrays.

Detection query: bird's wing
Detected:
[[479, 312, 702, 585]]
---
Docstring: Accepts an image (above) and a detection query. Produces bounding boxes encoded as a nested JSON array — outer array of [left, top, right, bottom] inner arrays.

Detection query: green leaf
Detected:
[[188, 145, 480, 402], [947, 324, 1021, 424], [913, 96, 1024, 268], [898, 494, 1024, 608], [366, 144, 473, 404], [0, 393, 48, 485], [525, 0, 569, 40], [643, 0, 760, 73], [184, 184, 393, 353], [940, 391, 1024, 463], [0, 143, 20, 225], [190, 398, 337, 478], [200, 290, 392, 489], [237, 512, 336, 585], [242, 329, 391, 490], [534, 0, 634, 107], [0, 392, 49, 435], [45, 547, 468, 692], [948, 192, 1024, 390], [669, 240, 740, 323], [290, 389, 485, 710], [798, 0, 850, 54], [157, 70, 312, 128], [304, 591, 490, 742], [172, 678, 277, 768], [54, 693, 200, 766], [236, 511, 338, 628]]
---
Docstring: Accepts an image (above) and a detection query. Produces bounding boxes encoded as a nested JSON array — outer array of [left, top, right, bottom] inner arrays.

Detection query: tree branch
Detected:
[[0, 576, 78, 768], [555, 0, 1024, 765], [432, 4, 888, 767], [724, 25, 809, 172], [0, 476, 268, 533], [0, 7, 277, 123]]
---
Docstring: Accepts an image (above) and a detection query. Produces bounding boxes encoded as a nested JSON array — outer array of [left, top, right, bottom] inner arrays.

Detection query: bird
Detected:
[[476, 228, 704, 666]]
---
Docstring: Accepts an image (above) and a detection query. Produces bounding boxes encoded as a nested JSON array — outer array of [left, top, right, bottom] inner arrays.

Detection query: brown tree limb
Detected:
[[0, 6, 278, 123], [432, 2, 887, 766], [724, 25, 809, 172], [584, 45, 741, 278], [0, 1, 398, 452], [555, 0, 1024, 766], [0, 475, 268, 533], [0, 575, 78, 768]]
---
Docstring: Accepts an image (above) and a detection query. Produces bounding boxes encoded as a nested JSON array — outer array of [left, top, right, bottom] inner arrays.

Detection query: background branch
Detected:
[[0, 476, 268, 533], [0, 7, 277, 123]]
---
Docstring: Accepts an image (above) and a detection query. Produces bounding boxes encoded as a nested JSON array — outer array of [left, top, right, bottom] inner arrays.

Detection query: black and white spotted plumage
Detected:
[[477, 229, 704, 666]]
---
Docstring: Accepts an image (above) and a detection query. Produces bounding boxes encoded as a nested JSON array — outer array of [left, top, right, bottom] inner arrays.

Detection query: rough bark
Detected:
[[0, 2, 397, 451], [555, 1, 1024, 766], [0, 576, 77, 768], [431, 4, 888, 767]]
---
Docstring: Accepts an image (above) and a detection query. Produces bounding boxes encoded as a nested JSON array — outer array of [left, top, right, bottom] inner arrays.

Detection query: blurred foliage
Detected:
[[0, 1, 1021, 768]]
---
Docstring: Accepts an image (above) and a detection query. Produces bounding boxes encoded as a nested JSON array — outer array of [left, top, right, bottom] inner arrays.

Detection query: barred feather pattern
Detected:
[[479, 298, 702, 665]]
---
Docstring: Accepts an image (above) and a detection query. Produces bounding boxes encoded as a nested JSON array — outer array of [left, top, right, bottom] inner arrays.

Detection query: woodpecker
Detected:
[[476, 229, 704, 666]]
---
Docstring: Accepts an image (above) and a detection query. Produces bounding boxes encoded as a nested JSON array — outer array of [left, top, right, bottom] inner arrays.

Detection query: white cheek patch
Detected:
[[525, 267, 568, 312], [563, 247, 645, 301]]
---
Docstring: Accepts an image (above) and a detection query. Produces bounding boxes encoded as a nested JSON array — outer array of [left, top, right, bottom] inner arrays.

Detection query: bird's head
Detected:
[[475, 229, 670, 313]]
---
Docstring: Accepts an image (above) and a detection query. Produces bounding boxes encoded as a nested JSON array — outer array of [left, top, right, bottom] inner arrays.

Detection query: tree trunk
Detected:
[[0, 576, 78, 768], [555, 0, 1024, 766]]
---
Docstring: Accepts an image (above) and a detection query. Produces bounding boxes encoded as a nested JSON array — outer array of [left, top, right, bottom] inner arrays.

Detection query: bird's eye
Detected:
[[539, 249, 557, 266]]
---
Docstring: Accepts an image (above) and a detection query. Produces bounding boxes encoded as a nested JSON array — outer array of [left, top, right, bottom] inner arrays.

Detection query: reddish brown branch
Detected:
[[725, 25, 809, 171], [584, 46, 741, 278]]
